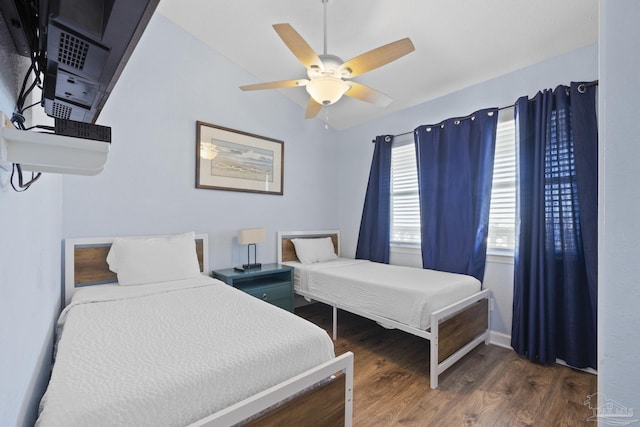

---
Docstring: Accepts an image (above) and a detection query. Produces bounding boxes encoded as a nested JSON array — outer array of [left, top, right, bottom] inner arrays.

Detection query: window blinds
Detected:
[[487, 117, 516, 252], [390, 135, 420, 244]]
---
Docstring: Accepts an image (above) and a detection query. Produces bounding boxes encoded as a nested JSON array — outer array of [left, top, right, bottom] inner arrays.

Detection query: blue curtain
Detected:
[[356, 135, 393, 263], [511, 83, 598, 369], [414, 109, 498, 281]]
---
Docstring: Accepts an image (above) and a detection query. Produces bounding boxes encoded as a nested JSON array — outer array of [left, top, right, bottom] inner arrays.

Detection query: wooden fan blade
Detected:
[[305, 98, 323, 119], [240, 79, 309, 91], [273, 23, 323, 70], [340, 38, 415, 78], [344, 81, 392, 106]]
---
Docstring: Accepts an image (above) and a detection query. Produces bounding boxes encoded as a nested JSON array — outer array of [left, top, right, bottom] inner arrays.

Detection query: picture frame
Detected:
[[196, 121, 284, 195]]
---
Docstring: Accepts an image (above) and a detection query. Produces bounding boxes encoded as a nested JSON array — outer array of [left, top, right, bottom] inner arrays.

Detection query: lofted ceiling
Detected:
[[156, 0, 598, 130]]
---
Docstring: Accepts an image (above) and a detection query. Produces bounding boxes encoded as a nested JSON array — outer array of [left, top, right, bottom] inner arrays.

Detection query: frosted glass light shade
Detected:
[[238, 228, 266, 245], [306, 76, 350, 106]]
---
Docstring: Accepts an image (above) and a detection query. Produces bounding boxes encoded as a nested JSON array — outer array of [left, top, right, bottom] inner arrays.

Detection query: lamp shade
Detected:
[[306, 76, 350, 106], [238, 228, 266, 245]]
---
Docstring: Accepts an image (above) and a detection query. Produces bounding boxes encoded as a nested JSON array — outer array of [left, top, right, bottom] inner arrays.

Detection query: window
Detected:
[[487, 112, 516, 253], [390, 134, 420, 245], [545, 108, 580, 255], [389, 110, 516, 254]]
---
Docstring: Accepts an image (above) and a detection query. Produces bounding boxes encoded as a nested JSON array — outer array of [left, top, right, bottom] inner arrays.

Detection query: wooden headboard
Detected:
[[277, 230, 340, 263], [63, 234, 209, 305]]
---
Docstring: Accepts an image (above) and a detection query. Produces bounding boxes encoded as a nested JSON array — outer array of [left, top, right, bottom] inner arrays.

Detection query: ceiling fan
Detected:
[[239, 0, 415, 119]]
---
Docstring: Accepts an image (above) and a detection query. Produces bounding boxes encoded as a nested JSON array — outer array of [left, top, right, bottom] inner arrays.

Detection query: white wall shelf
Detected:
[[0, 113, 109, 175]]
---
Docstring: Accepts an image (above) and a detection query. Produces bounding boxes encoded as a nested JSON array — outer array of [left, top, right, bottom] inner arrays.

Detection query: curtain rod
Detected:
[[373, 80, 599, 142]]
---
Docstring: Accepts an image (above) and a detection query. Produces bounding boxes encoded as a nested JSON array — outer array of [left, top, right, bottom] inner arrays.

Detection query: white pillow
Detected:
[[106, 232, 202, 286], [291, 237, 338, 264]]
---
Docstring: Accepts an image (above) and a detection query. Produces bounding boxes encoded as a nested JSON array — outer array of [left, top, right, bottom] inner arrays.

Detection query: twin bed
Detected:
[[277, 230, 491, 390], [38, 232, 353, 427], [38, 229, 490, 426]]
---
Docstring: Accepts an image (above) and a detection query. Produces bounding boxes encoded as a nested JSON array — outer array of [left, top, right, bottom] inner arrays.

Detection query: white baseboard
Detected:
[[489, 330, 512, 349], [555, 358, 598, 375], [488, 331, 598, 375]]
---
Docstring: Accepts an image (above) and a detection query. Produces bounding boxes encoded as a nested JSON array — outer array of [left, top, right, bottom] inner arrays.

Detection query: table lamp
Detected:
[[237, 227, 266, 271]]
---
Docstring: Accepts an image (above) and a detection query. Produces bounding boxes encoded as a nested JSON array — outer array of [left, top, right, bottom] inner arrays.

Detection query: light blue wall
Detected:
[[0, 46, 63, 427], [62, 14, 341, 268], [6, 3, 640, 423], [333, 44, 598, 336], [599, 0, 640, 412]]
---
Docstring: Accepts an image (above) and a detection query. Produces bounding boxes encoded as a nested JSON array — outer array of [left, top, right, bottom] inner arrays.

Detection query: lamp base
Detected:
[[242, 263, 262, 270]]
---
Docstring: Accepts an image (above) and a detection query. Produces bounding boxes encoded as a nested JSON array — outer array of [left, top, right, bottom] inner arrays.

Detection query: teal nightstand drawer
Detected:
[[269, 298, 294, 311], [242, 282, 291, 302], [211, 264, 294, 312]]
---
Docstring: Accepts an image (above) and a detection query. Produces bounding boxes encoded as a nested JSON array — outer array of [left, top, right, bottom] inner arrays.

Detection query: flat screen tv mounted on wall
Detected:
[[0, 0, 159, 125], [0, 0, 158, 178]]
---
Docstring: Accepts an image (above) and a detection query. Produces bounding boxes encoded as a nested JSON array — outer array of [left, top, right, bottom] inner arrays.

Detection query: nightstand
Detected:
[[211, 263, 294, 312]]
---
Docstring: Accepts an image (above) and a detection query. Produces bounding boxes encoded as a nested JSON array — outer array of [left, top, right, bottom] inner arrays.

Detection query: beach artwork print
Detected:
[[207, 139, 274, 183], [196, 122, 283, 195]]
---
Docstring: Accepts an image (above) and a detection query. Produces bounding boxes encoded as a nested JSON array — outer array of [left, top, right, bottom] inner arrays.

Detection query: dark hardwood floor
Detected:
[[295, 303, 597, 427]]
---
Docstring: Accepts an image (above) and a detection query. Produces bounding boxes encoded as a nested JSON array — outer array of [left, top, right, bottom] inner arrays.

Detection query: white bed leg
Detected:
[[332, 305, 338, 340], [430, 320, 439, 389], [485, 296, 491, 345], [344, 352, 354, 427]]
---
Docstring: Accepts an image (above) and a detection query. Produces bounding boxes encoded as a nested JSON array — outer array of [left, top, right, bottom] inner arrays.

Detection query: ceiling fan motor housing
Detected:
[[307, 54, 350, 79]]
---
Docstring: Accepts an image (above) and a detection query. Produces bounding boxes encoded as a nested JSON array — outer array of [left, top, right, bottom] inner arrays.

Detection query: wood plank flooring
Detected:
[[295, 303, 597, 427]]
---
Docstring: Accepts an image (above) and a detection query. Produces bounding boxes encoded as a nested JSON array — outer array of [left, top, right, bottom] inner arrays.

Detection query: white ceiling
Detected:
[[156, 0, 598, 130]]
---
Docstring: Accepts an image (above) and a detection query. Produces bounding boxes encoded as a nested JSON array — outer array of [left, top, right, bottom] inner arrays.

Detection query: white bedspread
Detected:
[[36, 277, 335, 427], [288, 258, 481, 330]]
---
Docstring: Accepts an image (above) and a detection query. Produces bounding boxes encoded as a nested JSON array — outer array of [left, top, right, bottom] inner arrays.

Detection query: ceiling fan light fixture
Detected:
[[306, 76, 350, 106], [239, 2, 414, 119]]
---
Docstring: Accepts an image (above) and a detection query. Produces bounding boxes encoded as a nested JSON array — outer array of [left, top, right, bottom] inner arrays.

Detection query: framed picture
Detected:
[[196, 121, 284, 195]]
